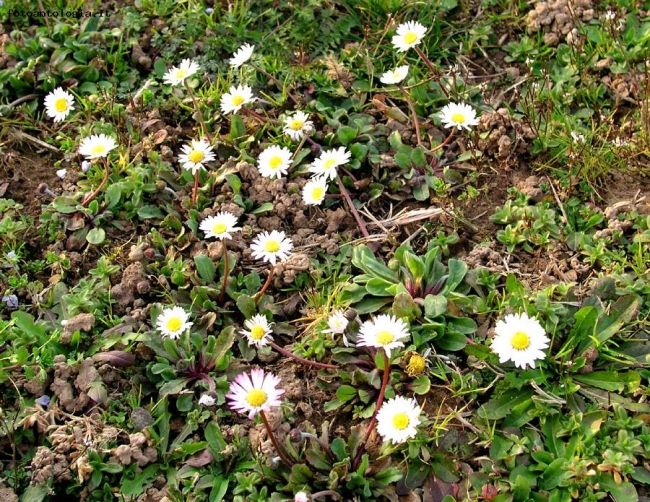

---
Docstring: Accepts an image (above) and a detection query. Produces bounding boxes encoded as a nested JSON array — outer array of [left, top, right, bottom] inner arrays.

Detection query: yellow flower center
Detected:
[[91, 145, 106, 155], [189, 150, 205, 163], [264, 240, 280, 253], [324, 159, 337, 170], [250, 325, 266, 340], [232, 95, 245, 106], [392, 413, 410, 430], [269, 156, 283, 169], [212, 222, 227, 234], [289, 119, 304, 130], [54, 98, 69, 112], [511, 331, 530, 350], [166, 317, 183, 332], [404, 32, 418, 45], [451, 112, 466, 124], [175, 68, 188, 79], [406, 354, 426, 376], [376, 330, 394, 345], [311, 187, 325, 201], [246, 389, 267, 407]]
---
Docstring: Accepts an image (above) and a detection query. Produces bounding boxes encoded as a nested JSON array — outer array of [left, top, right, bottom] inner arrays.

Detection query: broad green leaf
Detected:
[[477, 389, 533, 420], [230, 114, 246, 139], [86, 228, 105, 245], [539, 458, 570, 491], [337, 126, 357, 145], [442, 259, 468, 294], [137, 205, 164, 219], [403, 251, 425, 281], [366, 277, 395, 296], [159, 378, 187, 397], [423, 295, 447, 318], [352, 245, 397, 283], [436, 331, 467, 351], [336, 385, 357, 402], [392, 292, 422, 322], [194, 255, 215, 283]]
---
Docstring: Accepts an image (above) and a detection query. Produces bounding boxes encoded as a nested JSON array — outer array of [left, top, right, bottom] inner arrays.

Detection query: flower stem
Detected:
[[259, 410, 292, 467], [81, 157, 110, 207], [243, 106, 269, 123], [292, 136, 308, 161], [414, 46, 449, 99], [220, 239, 229, 306], [335, 175, 370, 240], [397, 83, 422, 146], [192, 169, 200, 204], [185, 81, 212, 143], [429, 128, 455, 154], [255, 265, 275, 305], [299, 432, 336, 462], [268, 341, 338, 370], [352, 349, 390, 470], [364, 349, 390, 440], [312, 491, 341, 500]]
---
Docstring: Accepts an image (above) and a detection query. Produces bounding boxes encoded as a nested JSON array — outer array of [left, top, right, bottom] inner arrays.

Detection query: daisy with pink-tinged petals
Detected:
[[226, 368, 285, 420]]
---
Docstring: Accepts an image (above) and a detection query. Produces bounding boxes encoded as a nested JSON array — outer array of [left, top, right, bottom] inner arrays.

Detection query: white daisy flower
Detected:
[[439, 102, 480, 131], [392, 21, 427, 52], [229, 43, 255, 68], [308, 147, 351, 181], [44, 87, 75, 122], [241, 314, 273, 348], [78, 134, 118, 160], [257, 145, 293, 179], [490, 312, 550, 370], [357, 314, 410, 358], [324, 310, 348, 335], [156, 306, 193, 339], [302, 177, 328, 205], [226, 368, 285, 420], [220, 84, 255, 115], [178, 138, 216, 174], [380, 65, 409, 85], [250, 230, 293, 265], [198, 394, 216, 406], [163, 58, 200, 86], [199, 212, 241, 240], [283, 111, 314, 141], [376, 396, 422, 444]]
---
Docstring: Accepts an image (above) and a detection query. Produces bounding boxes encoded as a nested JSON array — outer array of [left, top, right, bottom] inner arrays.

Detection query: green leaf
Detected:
[[121, 465, 159, 497], [388, 130, 404, 150], [137, 205, 164, 219], [337, 126, 357, 145], [478, 389, 533, 420], [212, 326, 236, 363], [194, 255, 216, 283], [205, 422, 226, 453], [404, 251, 425, 281], [366, 277, 395, 296], [159, 378, 187, 397], [331, 438, 348, 461], [252, 202, 274, 215], [20, 483, 49, 502], [225, 174, 241, 195], [236, 295, 256, 318], [442, 259, 468, 293], [573, 371, 640, 393], [86, 228, 106, 245], [176, 393, 194, 412], [411, 375, 430, 394], [539, 458, 570, 491], [423, 295, 447, 318], [352, 244, 398, 283], [413, 183, 429, 201], [230, 114, 247, 140], [336, 385, 357, 402], [392, 292, 422, 322], [437, 331, 467, 351], [599, 473, 639, 502]]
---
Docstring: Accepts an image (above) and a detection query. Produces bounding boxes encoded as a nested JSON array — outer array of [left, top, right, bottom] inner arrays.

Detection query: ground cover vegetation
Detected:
[[1, 0, 650, 500]]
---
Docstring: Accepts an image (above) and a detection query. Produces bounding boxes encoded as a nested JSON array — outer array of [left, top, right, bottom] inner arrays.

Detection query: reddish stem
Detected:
[[260, 410, 292, 467], [336, 175, 369, 240], [81, 158, 110, 207], [192, 170, 200, 204], [268, 341, 338, 370], [255, 265, 275, 305], [397, 83, 422, 146], [352, 349, 390, 470], [430, 128, 456, 154], [220, 239, 229, 306], [414, 46, 449, 98]]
